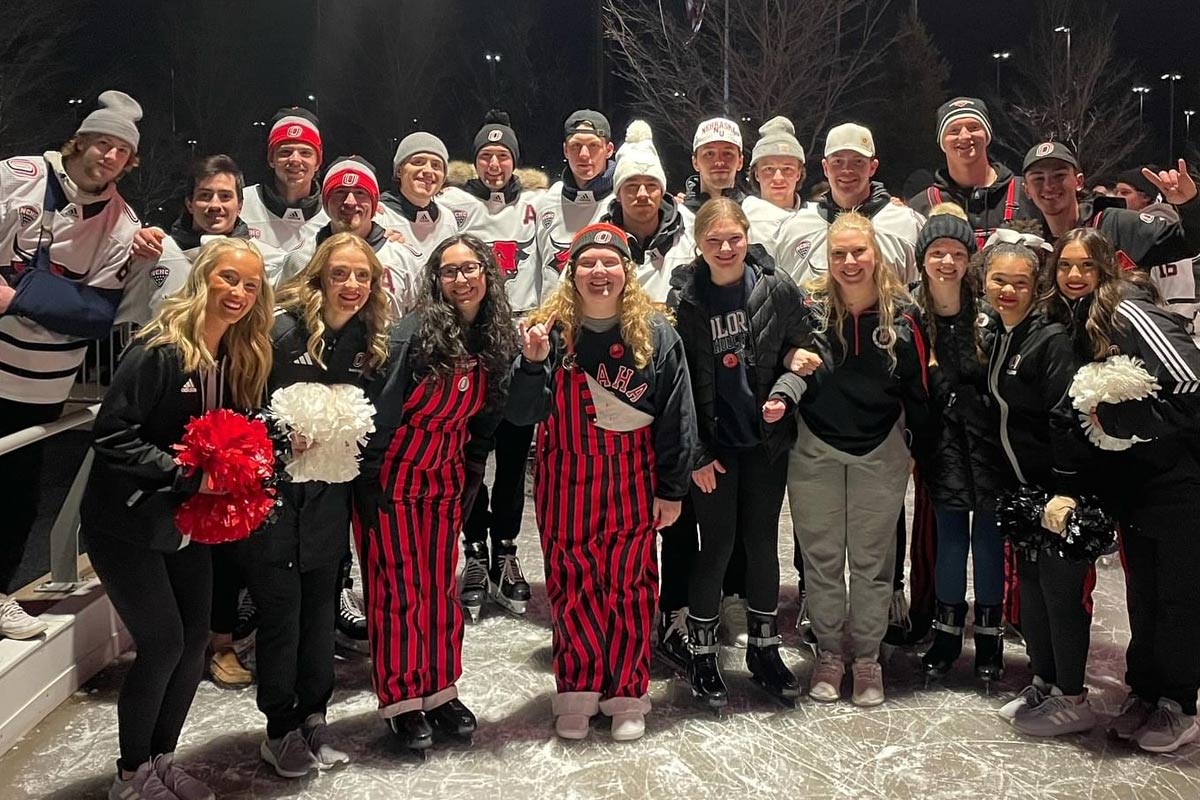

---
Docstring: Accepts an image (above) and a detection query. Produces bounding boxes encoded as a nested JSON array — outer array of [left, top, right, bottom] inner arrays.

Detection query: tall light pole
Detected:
[[1162, 73, 1182, 160], [1054, 25, 1071, 80], [991, 51, 1010, 94], [1132, 85, 1151, 126], [1186, 109, 1196, 145], [67, 97, 83, 124], [484, 51, 502, 104], [306, 93, 319, 115]]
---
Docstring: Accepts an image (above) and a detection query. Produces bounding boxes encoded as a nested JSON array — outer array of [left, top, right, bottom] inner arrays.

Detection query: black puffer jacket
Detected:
[[667, 249, 810, 465], [914, 286, 1006, 511]]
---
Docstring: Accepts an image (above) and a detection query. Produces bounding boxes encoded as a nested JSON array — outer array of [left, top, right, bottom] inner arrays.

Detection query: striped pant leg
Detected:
[[425, 481, 466, 699], [366, 496, 426, 715], [536, 450, 607, 694]]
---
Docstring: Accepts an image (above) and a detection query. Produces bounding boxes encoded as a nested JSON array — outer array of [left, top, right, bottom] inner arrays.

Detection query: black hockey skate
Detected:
[[388, 710, 433, 754], [335, 582, 370, 655], [973, 603, 1005, 687], [921, 601, 966, 683], [746, 610, 800, 707], [656, 607, 691, 675], [489, 539, 531, 616], [461, 542, 489, 623], [426, 698, 477, 743], [686, 616, 728, 712]]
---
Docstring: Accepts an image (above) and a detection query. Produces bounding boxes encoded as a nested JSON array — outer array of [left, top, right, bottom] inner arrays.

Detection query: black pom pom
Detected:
[[996, 486, 1116, 563], [484, 108, 511, 126], [1059, 496, 1116, 562], [996, 485, 1048, 560]]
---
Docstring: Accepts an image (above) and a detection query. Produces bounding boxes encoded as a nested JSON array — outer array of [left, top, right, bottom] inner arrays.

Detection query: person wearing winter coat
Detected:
[[244, 232, 391, 777], [668, 197, 814, 710], [910, 208, 1009, 684], [1046, 227, 1200, 753], [81, 237, 274, 800]]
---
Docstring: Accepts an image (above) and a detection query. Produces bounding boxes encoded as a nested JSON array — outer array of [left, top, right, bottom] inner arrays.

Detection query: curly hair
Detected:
[[136, 238, 273, 409], [804, 211, 911, 371], [274, 232, 391, 374], [1043, 227, 1159, 359], [414, 234, 519, 407], [528, 255, 665, 369]]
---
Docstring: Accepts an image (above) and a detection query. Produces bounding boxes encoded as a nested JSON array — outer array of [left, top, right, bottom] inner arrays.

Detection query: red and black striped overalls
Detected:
[[534, 348, 659, 699], [355, 362, 486, 716]]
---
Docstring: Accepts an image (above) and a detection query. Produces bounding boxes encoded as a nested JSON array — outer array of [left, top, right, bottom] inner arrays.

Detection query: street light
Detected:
[[306, 93, 318, 115], [740, 115, 751, 124], [1185, 109, 1196, 144], [251, 121, 266, 128], [1054, 25, 1071, 79], [186, 138, 197, 156], [991, 51, 1011, 93], [484, 51, 502, 102], [1162, 73, 1183, 160], [1132, 85, 1151, 125], [67, 97, 83, 123]]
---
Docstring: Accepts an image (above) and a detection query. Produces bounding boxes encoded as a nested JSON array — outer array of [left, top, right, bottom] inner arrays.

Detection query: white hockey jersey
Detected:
[[774, 190, 925, 284], [742, 195, 797, 255], [0, 154, 140, 403], [240, 183, 328, 253], [534, 178, 612, 300], [441, 183, 545, 314]]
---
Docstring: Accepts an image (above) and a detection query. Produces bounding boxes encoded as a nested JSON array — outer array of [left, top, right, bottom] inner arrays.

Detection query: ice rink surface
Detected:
[[3, 499, 1199, 799]]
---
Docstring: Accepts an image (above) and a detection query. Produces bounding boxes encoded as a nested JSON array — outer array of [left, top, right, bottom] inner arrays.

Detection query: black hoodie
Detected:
[[908, 163, 1038, 244]]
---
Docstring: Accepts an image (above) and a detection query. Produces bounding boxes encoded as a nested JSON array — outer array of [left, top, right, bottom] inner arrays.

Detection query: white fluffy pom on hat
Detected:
[[614, 119, 667, 194]]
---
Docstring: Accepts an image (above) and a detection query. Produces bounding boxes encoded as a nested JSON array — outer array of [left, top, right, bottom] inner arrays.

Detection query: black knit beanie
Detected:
[[916, 213, 977, 264]]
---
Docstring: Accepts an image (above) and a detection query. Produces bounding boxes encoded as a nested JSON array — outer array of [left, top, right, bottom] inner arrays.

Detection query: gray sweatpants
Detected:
[[788, 419, 910, 660]]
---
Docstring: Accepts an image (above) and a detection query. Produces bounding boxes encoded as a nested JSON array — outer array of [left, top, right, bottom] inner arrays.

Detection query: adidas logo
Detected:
[[180, 378, 197, 393], [293, 353, 315, 365]]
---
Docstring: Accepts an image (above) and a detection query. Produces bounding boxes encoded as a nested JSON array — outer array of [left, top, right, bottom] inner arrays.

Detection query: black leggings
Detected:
[[463, 420, 536, 549], [689, 445, 787, 619], [210, 542, 245, 635], [0, 398, 65, 592], [1018, 550, 1093, 696], [87, 531, 212, 773]]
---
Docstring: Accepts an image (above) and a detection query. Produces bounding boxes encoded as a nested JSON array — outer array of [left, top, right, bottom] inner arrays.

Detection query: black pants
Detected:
[[1018, 550, 1094, 696], [0, 397, 66, 592], [87, 531, 212, 773], [245, 558, 341, 738], [1123, 528, 1200, 715], [463, 420, 535, 550], [210, 542, 245, 635], [659, 498, 697, 615], [689, 445, 787, 619]]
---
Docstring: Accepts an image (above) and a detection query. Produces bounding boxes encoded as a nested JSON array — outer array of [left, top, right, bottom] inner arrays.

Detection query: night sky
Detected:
[[28, 0, 1200, 218]]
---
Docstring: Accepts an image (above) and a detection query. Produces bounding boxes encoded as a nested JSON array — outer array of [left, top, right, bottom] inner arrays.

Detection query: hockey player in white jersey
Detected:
[[278, 156, 419, 316], [600, 120, 695, 302], [744, 115, 806, 251], [374, 133, 460, 282], [118, 154, 281, 326], [534, 110, 615, 298], [775, 123, 925, 283], [0, 91, 143, 640]]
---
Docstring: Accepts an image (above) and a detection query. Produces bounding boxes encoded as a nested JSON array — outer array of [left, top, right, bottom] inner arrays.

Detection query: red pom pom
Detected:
[[173, 409, 277, 544]]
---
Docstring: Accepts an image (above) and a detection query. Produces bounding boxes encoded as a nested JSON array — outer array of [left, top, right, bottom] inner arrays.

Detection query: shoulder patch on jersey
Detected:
[[453, 208, 469, 229], [149, 265, 170, 287], [793, 240, 812, 262], [5, 158, 39, 177], [248, 227, 262, 239], [1139, 212, 1155, 224], [17, 205, 38, 226], [541, 210, 556, 230]]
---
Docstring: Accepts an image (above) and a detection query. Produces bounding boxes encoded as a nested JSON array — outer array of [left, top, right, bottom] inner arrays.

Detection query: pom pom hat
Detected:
[[613, 120, 667, 194], [474, 109, 520, 162], [76, 90, 143, 152], [569, 222, 632, 266]]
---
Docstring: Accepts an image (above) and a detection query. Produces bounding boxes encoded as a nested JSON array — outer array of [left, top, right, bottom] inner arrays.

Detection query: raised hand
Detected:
[[1141, 159, 1198, 206], [519, 316, 554, 363]]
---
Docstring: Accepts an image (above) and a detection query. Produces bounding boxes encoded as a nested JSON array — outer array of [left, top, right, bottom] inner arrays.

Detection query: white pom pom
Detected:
[[269, 382, 376, 483], [1068, 355, 1160, 451], [624, 120, 653, 144], [758, 115, 795, 137]]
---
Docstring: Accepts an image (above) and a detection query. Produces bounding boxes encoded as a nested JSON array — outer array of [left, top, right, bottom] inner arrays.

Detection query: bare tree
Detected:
[[603, 0, 897, 156], [1000, 0, 1142, 179], [0, 0, 81, 153]]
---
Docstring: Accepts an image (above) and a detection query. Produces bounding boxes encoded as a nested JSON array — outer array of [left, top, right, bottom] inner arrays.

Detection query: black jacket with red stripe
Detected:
[[1069, 197, 1200, 270], [796, 296, 933, 461], [908, 163, 1038, 245]]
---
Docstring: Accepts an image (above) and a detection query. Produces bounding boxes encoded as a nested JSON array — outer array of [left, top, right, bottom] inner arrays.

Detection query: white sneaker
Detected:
[[720, 595, 749, 648], [0, 595, 47, 639]]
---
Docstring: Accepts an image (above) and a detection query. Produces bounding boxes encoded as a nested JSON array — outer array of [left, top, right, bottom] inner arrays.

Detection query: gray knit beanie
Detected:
[[76, 90, 143, 152], [393, 132, 449, 172], [750, 116, 805, 167]]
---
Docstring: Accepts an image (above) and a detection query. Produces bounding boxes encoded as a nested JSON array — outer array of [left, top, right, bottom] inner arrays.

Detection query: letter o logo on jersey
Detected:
[[976, 312, 991, 329], [341, 173, 359, 187], [1035, 142, 1055, 158], [1139, 213, 1155, 224], [609, 343, 625, 359], [594, 230, 612, 244], [286, 124, 303, 139], [487, 130, 503, 142], [458, 376, 470, 392], [723, 353, 739, 368]]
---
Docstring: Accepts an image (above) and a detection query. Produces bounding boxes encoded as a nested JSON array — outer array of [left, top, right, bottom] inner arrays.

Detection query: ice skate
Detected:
[[972, 603, 1005, 688], [460, 542, 489, 623], [921, 601, 966, 685], [745, 609, 800, 707], [388, 710, 433, 754], [686, 615, 727, 712], [489, 539, 531, 616], [335, 582, 370, 655], [655, 607, 691, 675], [426, 698, 477, 743]]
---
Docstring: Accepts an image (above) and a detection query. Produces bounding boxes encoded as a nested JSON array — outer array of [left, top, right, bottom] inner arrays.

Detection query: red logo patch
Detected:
[[722, 353, 739, 368], [609, 343, 625, 359]]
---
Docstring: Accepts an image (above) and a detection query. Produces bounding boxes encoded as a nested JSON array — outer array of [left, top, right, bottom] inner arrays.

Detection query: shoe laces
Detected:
[[498, 552, 526, 584], [852, 660, 882, 681], [888, 590, 911, 632], [463, 555, 489, 587], [280, 728, 317, 764], [664, 607, 689, 640], [1, 598, 29, 623], [1145, 702, 1185, 731], [339, 589, 365, 622], [236, 592, 257, 626]]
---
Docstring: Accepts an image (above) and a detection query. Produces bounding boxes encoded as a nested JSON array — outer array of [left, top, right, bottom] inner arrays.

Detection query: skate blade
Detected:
[[488, 585, 529, 616], [463, 603, 482, 623]]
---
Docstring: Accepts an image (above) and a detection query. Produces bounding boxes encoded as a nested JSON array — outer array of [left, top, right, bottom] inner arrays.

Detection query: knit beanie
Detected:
[[916, 212, 977, 264], [76, 91, 143, 152], [613, 120, 667, 193], [393, 132, 449, 172], [750, 116, 805, 167], [936, 97, 993, 150], [693, 117, 743, 152], [569, 222, 631, 266], [474, 109, 520, 162], [322, 156, 380, 210], [1115, 167, 1158, 200], [268, 107, 322, 161]]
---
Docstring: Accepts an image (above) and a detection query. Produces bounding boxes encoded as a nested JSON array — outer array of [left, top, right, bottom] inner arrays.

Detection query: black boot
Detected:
[[973, 603, 1005, 684], [745, 609, 800, 706], [921, 601, 967, 679], [686, 615, 727, 710], [426, 697, 478, 739], [387, 710, 433, 750], [461, 542, 489, 623], [656, 607, 691, 674], [489, 539, 531, 616]]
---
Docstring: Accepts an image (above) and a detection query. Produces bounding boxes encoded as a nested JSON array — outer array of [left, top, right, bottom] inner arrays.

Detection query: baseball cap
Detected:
[[824, 123, 875, 158], [1022, 141, 1078, 173]]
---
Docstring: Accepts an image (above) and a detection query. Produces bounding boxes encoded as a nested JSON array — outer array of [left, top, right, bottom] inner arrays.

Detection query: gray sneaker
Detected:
[[1136, 699, 1200, 753], [304, 713, 350, 769], [1012, 692, 1096, 737], [1108, 694, 1155, 741], [153, 752, 213, 800], [108, 761, 177, 800], [997, 677, 1050, 722], [260, 729, 319, 778]]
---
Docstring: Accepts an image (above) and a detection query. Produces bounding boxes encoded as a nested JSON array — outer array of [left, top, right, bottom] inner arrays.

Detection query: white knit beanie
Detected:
[[76, 90, 143, 152], [613, 120, 667, 193], [750, 116, 805, 167]]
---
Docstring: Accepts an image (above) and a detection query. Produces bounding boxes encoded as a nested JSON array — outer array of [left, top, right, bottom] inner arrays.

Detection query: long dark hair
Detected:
[[414, 233, 519, 407]]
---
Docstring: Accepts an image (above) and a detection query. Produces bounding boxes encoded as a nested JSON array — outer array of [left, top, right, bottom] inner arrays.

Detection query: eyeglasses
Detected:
[[438, 261, 483, 282], [575, 259, 624, 272]]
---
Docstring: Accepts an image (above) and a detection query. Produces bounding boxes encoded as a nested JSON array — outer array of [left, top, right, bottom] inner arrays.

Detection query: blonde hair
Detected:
[[274, 233, 391, 373], [136, 238, 273, 409], [929, 201, 968, 221], [528, 257, 665, 369], [805, 211, 912, 370]]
